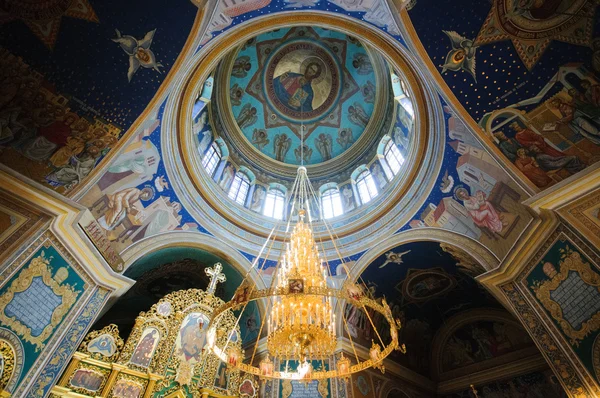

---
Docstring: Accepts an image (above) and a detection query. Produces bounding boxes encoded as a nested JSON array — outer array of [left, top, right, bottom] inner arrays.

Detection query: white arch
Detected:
[[120, 231, 266, 290]]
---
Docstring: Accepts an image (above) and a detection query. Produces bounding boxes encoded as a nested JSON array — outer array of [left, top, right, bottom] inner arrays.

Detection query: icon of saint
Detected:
[[273, 62, 322, 112]]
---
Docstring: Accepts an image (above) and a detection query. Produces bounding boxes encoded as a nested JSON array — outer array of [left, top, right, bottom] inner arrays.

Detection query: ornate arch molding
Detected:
[[0, 327, 24, 394], [120, 232, 265, 290], [161, 11, 446, 257], [429, 308, 533, 381], [350, 228, 499, 280], [381, 386, 410, 398]]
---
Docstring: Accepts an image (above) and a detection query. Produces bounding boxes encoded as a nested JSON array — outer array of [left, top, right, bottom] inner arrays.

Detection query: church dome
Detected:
[[163, 18, 440, 254]]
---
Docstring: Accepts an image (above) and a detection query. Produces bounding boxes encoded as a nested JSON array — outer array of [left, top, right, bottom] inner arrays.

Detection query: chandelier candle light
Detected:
[[206, 166, 405, 382]]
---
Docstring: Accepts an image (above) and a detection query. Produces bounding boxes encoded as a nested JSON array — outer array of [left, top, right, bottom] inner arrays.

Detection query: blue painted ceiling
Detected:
[[356, 241, 506, 377]]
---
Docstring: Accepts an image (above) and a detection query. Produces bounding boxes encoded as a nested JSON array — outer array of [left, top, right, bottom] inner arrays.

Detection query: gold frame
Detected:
[[79, 324, 124, 362], [0, 339, 15, 392], [532, 249, 600, 345], [0, 251, 80, 351], [109, 373, 148, 398], [68, 363, 110, 395]]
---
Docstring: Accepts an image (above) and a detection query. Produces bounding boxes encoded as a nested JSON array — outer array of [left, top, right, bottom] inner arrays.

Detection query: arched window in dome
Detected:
[[321, 186, 343, 219], [391, 73, 414, 118], [263, 186, 286, 220], [355, 168, 378, 205], [228, 170, 251, 205], [202, 141, 221, 177], [382, 139, 405, 180]]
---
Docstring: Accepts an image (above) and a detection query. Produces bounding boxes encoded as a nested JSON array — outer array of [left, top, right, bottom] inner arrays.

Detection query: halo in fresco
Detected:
[[474, 0, 595, 69], [265, 40, 341, 122]]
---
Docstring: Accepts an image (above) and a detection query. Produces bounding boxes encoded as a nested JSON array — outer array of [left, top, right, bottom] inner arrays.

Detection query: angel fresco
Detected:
[[273, 62, 322, 112], [274, 133, 291, 162], [251, 128, 269, 150], [236, 104, 258, 129], [112, 29, 163, 82], [441, 31, 477, 82], [348, 103, 369, 128], [361, 81, 375, 103], [315, 133, 333, 160], [232, 56, 252, 78], [352, 53, 373, 75], [230, 83, 244, 106], [337, 128, 354, 149], [294, 143, 312, 163]]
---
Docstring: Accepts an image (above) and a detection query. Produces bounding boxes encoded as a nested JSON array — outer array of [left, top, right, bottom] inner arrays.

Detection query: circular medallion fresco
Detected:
[[403, 269, 456, 302], [264, 40, 341, 123], [228, 27, 378, 165]]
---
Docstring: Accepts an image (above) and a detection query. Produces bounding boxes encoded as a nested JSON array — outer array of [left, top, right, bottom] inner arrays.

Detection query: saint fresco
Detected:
[[175, 313, 209, 364], [237, 27, 369, 165], [267, 44, 337, 120], [130, 327, 159, 368]]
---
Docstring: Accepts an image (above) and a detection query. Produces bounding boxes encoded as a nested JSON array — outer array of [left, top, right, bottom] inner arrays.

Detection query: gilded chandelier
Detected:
[[207, 167, 405, 381], [267, 210, 337, 361]]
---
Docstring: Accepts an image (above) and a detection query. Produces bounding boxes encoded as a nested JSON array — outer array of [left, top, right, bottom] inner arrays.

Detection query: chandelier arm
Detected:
[[249, 225, 284, 365], [361, 301, 386, 349], [305, 178, 354, 277], [222, 216, 285, 355], [341, 306, 361, 364]]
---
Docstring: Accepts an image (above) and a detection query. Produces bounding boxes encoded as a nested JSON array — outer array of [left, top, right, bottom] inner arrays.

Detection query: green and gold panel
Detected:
[[525, 232, 600, 384], [0, 236, 87, 387]]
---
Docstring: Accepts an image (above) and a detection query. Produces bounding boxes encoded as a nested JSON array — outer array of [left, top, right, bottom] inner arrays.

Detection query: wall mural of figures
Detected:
[[0, 48, 121, 192], [408, 0, 600, 192], [482, 65, 600, 189], [408, 105, 533, 260], [441, 369, 567, 398], [79, 108, 200, 254], [348, 241, 506, 377], [0, 0, 197, 192], [440, 320, 532, 372]]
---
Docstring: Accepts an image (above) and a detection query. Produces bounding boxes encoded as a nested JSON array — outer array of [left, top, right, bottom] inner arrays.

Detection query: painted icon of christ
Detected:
[[273, 62, 322, 111]]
